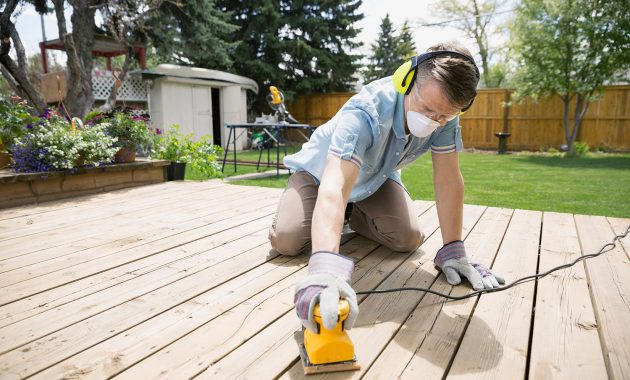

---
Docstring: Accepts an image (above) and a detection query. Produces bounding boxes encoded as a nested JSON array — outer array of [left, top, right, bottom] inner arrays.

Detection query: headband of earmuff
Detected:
[[392, 50, 480, 112]]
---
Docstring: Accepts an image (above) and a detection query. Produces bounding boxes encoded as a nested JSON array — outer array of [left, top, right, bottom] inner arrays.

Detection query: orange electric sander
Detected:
[[298, 299, 360, 375]]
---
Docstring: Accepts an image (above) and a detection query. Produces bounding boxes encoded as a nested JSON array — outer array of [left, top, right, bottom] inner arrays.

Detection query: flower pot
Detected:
[[114, 146, 137, 163], [167, 162, 186, 181]]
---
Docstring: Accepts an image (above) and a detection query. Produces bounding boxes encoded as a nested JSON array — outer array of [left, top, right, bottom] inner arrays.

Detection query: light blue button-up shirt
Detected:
[[284, 76, 464, 203]]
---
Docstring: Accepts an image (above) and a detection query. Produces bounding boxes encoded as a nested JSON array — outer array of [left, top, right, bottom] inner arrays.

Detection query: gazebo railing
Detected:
[[40, 69, 148, 104]]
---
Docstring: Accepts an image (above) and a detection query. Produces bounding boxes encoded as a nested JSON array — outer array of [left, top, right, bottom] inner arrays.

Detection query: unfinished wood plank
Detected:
[[0, 180, 215, 230], [0, 180, 211, 221], [112, 203, 437, 380], [194, 205, 444, 380], [0, 189, 279, 288], [0, 185, 272, 270], [575, 215, 630, 380], [607, 217, 630, 260], [0, 201, 279, 306], [207, 205, 485, 380], [37, 234, 380, 380], [365, 207, 513, 379], [97, 202, 435, 380], [0, 179, 218, 226], [528, 212, 607, 379], [435, 209, 541, 379], [0, 219, 273, 352], [0, 195, 280, 324], [0, 181, 227, 242], [0, 224, 289, 376]]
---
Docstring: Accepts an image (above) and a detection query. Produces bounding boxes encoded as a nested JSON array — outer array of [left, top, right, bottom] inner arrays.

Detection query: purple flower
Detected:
[[156, 128, 162, 135], [26, 124, 33, 130], [40, 108, 52, 119]]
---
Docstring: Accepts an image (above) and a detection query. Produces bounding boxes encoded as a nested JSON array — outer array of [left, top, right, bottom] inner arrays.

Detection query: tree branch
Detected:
[[0, 0, 45, 112]]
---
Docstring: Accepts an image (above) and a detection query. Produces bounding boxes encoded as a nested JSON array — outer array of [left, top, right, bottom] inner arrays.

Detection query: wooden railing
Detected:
[[287, 85, 630, 151]]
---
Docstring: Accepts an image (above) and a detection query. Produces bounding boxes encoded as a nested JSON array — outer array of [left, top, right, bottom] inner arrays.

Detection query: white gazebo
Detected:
[[143, 64, 258, 149]]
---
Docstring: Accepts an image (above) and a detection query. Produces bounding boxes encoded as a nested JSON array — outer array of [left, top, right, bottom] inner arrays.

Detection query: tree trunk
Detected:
[[52, 0, 96, 118], [472, 0, 490, 87], [0, 0, 46, 113], [102, 46, 133, 112], [569, 92, 592, 152], [562, 95, 571, 151]]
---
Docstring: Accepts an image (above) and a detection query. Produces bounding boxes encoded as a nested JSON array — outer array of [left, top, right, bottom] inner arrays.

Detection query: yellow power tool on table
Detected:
[[266, 86, 299, 124], [298, 299, 360, 375]]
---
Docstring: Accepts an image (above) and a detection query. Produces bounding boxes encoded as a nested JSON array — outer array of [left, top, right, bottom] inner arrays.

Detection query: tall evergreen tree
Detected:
[[216, 0, 287, 113], [145, 0, 239, 70], [282, 0, 364, 95], [395, 21, 416, 62], [363, 14, 415, 84], [219, 0, 364, 114]]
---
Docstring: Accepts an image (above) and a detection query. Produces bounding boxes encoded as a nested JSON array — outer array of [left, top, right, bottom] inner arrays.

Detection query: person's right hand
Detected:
[[294, 251, 358, 333]]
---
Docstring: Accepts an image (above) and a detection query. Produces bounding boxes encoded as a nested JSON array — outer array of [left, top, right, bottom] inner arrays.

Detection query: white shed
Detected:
[[143, 64, 258, 150]]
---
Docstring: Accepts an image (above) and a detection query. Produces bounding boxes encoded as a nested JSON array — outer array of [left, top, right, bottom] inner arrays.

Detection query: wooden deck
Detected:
[[0, 180, 628, 379]]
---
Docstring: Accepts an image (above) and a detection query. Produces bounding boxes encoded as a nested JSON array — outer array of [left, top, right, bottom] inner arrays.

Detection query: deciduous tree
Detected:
[[510, 0, 630, 153]]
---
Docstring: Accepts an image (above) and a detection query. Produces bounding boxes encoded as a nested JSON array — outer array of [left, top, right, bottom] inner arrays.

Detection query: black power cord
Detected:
[[355, 224, 630, 301]]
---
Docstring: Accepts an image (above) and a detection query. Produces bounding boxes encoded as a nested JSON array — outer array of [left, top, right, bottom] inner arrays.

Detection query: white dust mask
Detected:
[[406, 110, 440, 138]]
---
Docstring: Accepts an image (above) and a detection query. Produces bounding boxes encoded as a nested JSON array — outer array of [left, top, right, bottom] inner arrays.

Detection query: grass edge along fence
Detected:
[[286, 85, 630, 152]]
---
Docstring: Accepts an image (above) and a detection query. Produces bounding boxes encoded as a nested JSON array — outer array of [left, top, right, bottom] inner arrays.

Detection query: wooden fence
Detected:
[[286, 85, 630, 151]]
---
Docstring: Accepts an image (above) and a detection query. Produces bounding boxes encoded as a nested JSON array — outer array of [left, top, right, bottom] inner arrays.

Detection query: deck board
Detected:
[[529, 212, 607, 379], [0, 181, 628, 379]]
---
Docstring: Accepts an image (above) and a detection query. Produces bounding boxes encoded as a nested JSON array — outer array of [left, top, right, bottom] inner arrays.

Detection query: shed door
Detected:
[[192, 86, 212, 140]]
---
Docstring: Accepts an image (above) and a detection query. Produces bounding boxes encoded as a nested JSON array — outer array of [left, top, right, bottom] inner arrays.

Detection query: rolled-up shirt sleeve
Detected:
[[328, 102, 376, 169], [430, 117, 464, 154]]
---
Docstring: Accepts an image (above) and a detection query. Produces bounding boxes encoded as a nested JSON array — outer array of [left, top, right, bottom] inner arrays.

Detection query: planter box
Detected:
[[0, 159, 170, 209]]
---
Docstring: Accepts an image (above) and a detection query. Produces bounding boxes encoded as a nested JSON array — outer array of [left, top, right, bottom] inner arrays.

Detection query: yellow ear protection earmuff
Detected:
[[393, 50, 481, 112]]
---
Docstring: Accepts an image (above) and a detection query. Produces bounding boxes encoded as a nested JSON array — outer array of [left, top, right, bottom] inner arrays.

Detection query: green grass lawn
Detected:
[[188, 150, 630, 217], [401, 152, 630, 218]]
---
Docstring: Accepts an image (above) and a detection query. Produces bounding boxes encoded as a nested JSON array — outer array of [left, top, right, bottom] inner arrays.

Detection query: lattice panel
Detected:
[[92, 71, 147, 101]]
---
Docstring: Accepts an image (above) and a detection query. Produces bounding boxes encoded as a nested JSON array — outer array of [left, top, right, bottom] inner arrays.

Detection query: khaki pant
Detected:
[[268, 171, 424, 256]]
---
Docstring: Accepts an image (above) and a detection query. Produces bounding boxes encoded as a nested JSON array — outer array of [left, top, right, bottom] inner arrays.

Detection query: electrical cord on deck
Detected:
[[355, 224, 630, 301]]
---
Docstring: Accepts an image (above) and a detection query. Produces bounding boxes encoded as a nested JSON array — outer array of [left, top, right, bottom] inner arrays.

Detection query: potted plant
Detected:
[[0, 98, 37, 169], [155, 125, 223, 181], [101, 112, 154, 163]]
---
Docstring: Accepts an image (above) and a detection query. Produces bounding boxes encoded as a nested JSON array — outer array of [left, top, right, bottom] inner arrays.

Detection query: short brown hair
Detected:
[[415, 42, 479, 110]]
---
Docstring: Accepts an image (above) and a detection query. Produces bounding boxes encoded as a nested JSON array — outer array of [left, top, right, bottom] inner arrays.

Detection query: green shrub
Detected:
[[155, 125, 223, 178], [567, 141, 590, 157], [0, 97, 37, 151]]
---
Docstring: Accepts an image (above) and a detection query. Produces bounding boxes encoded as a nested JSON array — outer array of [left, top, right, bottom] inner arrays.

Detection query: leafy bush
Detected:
[[155, 125, 223, 178], [0, 97, 37, 151], [568, 141, 590, 157]]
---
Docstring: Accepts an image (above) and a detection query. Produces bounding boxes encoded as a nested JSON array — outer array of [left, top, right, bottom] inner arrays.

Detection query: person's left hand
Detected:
[[434, 240, 505, 290]]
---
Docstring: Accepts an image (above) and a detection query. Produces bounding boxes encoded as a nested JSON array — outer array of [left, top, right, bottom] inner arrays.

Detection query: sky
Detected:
[[14, 1, 498, 69]]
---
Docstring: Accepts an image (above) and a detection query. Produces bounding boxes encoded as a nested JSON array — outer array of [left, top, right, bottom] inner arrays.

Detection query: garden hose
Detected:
[[355, 224, 630, 301]]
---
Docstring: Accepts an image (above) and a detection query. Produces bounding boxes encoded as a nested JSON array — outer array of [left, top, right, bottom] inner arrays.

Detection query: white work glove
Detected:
[[434, 240, 505, 290], [294, 251, 358, 333]]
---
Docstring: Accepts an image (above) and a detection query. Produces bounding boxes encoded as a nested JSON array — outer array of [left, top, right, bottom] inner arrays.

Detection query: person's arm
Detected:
[[311, 154, 360, 252], [431, 151, 504, 290], [294, 154, 361, 333], [432, 151, 464, 244]]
